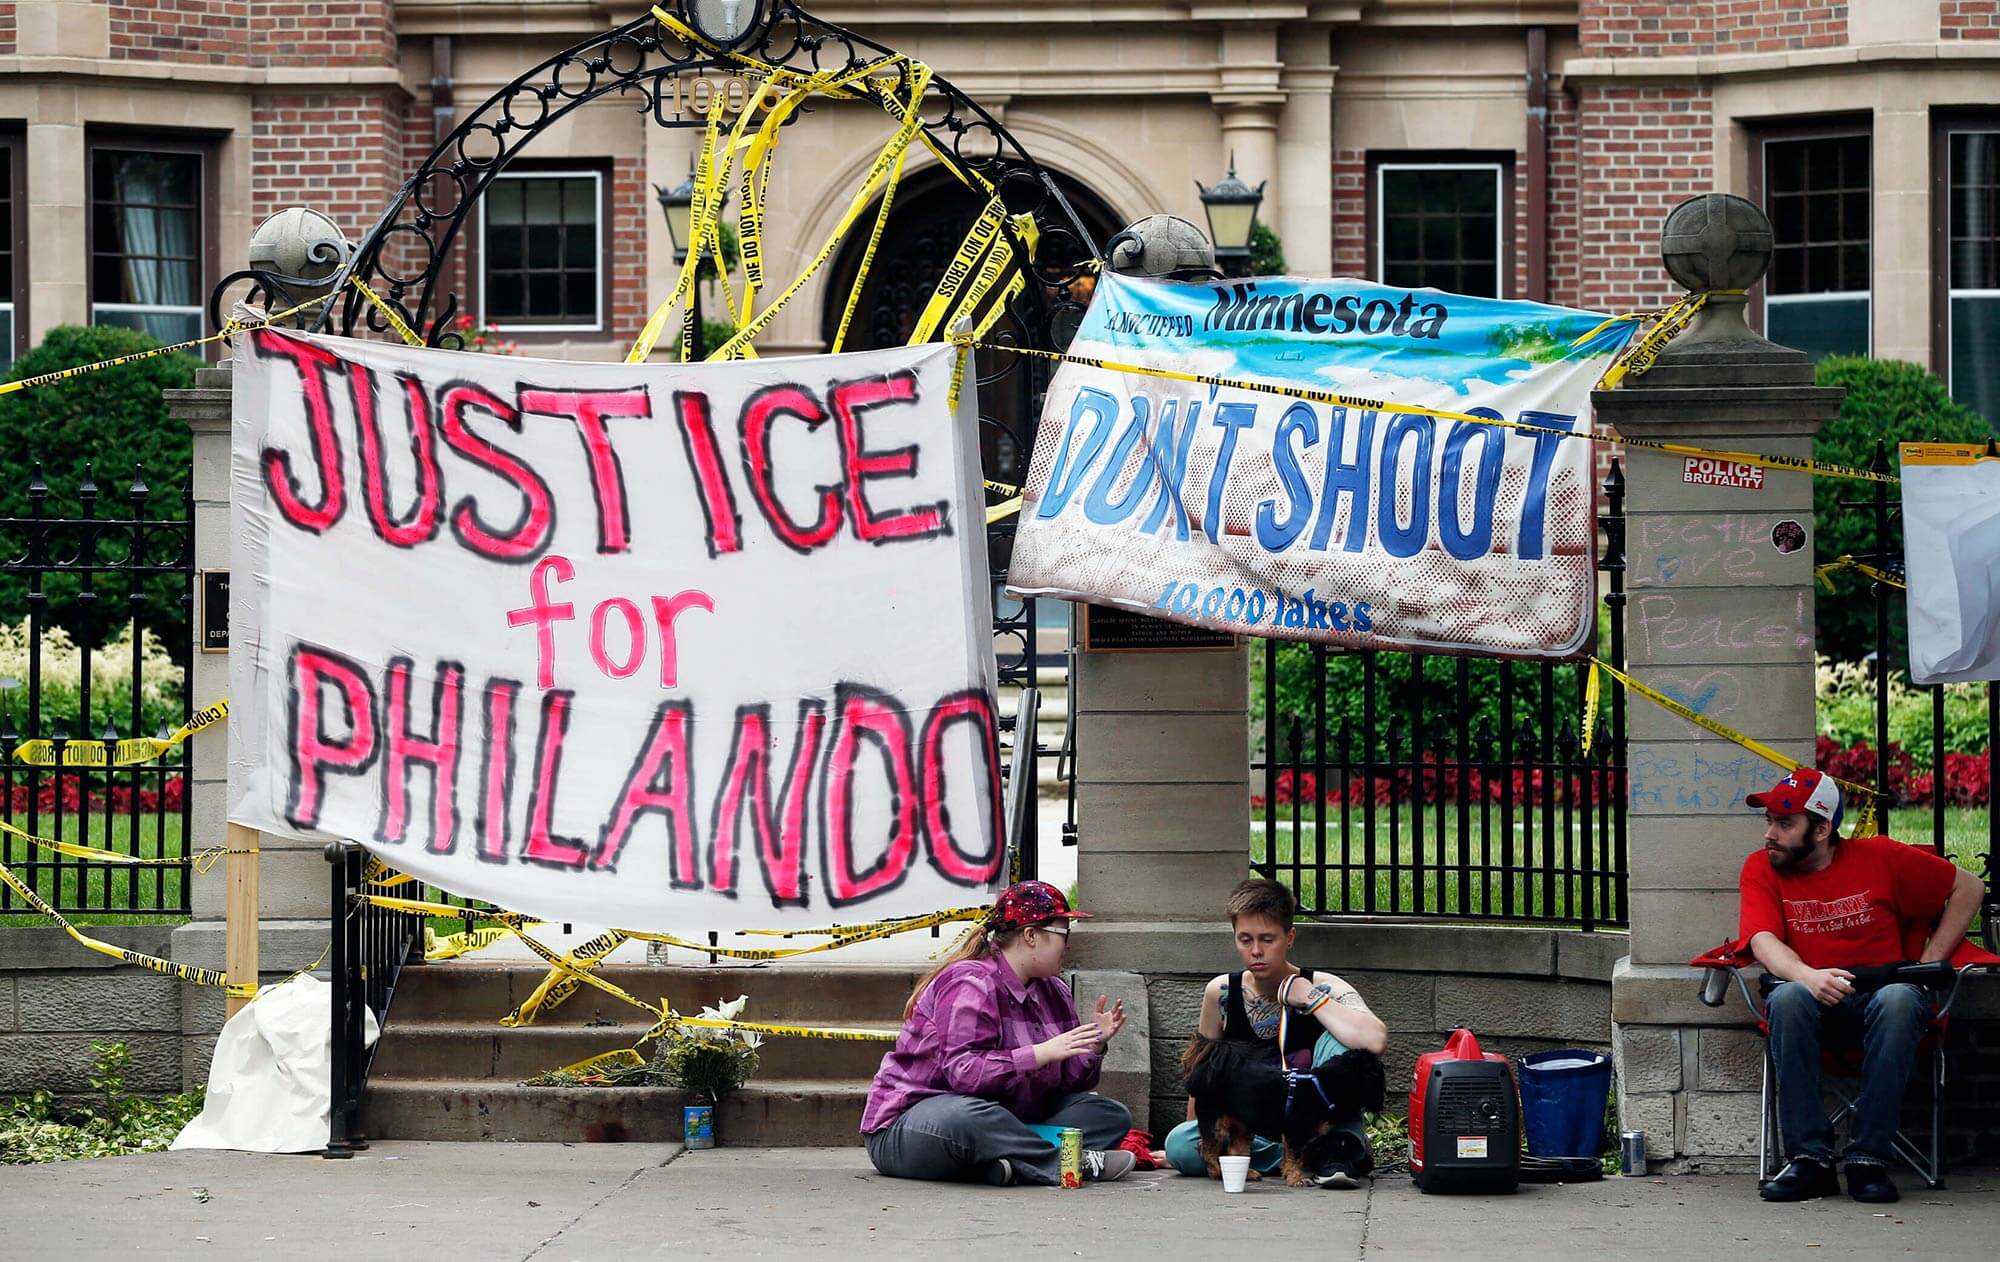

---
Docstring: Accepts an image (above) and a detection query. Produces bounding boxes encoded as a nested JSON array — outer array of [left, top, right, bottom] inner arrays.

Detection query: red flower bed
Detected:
[[5, 774, 186, 815], [1254, 755, 1616, 810], [1815, 736, 1991, 808]]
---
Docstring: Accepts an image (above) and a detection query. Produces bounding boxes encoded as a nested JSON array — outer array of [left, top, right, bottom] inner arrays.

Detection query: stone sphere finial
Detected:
[[1106, 215, 1220, 280], [248, 207, 351, 287], [1659, 193, 1771, 293]]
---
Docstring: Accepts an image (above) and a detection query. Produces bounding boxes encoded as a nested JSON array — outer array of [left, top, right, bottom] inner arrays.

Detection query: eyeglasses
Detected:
[[1036, 924, 1071, 940]]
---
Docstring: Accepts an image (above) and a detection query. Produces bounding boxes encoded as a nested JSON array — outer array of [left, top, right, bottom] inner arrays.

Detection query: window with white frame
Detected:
[[1376, 163, 1504, 298], [1947, 125, 2000, 427], [1763, 132, 1871, 361], [481, 172, 603, 330], [91, 147, 204, 346]]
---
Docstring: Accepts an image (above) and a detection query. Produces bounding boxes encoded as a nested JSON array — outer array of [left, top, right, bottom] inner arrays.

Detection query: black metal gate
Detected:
[[1252, 463, 1629, 930], [1846, 440, 1998, 946], [272, 2, 1103, 1150], [0, 467, 194, 917]]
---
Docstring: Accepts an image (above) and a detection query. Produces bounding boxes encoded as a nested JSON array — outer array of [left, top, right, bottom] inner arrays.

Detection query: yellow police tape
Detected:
[[495, 913, 896, 1043], [1588, 288, 1744, 391], [348, 276, 425, 348], [0, 818, 194, 868], [352, 891, 981, 965], [504, 929, 629, 1027], [1591, 657, 1879, 836], [423, 923, 515, 962], [350, 888, 967, 1040], [0, 296, 336, 397], [1579, 660, 1604, 757], [0, 858, 256, 997], [628, 904, 985, 961], [1815, 555, 1905, 591], [12, 700, 227, 769], [632, 11, 941, 366]]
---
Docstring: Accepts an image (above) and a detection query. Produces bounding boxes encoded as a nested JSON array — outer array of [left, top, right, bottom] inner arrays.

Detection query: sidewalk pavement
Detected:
[[1, 1142, 1991, 1261]]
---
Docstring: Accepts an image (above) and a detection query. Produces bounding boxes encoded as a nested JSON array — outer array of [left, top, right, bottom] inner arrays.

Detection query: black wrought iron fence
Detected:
[[1844, 440, 1998, 947], [325, 843, 423, 1155], [0, 466, 194, 918], [1252, 463, 1629, 930]]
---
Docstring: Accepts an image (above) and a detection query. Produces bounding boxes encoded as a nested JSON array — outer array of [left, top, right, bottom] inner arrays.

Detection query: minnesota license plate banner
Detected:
[[1007, 273, 1639, 657], [228, 332, 1000, 930]]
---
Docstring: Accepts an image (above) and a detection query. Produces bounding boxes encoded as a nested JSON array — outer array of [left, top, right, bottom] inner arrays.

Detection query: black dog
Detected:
[[1181, 1035, 1386, 1186]]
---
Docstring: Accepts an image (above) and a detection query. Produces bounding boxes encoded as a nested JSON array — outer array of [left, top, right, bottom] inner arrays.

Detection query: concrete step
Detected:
[[369, 1019, 896, 1083], [357, 1079, 867, 1146], [360, 961, 903, 1145], [389, 961, 926, 1026]]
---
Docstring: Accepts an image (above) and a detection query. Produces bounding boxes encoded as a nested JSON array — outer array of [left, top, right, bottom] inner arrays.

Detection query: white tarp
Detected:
[[1007, 273, 1638, 657], [1903, 442, 2000, 684], [228, 331, 1001, 930], [171, 975, 375, 1154]]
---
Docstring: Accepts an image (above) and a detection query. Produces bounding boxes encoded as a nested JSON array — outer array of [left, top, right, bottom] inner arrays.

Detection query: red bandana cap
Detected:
[[1746, 767, 1842, 819], [988, 880, 1092, 930]]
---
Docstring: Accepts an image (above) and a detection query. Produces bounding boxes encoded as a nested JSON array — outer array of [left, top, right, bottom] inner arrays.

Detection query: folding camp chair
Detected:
[[1690, 937, 2000, 1188]]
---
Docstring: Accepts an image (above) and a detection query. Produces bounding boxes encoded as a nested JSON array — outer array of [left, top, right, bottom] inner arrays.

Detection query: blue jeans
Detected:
[[1766, 980, 1932, 1169], [1164, 1031, 1370, 1177]]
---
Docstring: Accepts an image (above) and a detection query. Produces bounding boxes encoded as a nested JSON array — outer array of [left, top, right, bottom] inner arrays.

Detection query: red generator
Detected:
[[1408, 1027, 1520, 1194]]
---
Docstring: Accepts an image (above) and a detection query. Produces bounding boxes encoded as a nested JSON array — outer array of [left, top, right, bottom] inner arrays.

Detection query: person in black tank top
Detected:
[[1164, 879, 1390, 1186]]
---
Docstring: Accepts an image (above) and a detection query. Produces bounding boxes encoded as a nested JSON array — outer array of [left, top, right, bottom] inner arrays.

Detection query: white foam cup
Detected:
[[1218, 1155, 1251, 1193]]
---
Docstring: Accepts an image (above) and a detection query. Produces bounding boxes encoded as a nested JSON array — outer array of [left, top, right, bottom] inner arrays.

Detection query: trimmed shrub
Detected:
[[0, 326, 201, 661], [1812, 357, 1991, 666]]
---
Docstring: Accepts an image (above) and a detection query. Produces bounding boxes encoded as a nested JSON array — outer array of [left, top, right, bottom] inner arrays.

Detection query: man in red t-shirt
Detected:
[[1737, 769, 1984, 1204]]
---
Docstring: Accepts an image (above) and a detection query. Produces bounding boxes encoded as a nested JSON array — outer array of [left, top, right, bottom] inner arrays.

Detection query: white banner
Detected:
[[1008, 274, 1637, 657], [1903, 442, 2000, 685], [228, 332, 1000, 930]]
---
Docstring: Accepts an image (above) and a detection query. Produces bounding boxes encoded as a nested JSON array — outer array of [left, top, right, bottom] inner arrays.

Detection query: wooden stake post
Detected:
[[225, 822, 260, 1016]]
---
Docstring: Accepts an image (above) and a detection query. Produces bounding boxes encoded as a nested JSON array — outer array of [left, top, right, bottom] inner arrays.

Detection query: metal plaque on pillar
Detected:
[[1080, 602, 1240, 652], [201, 570, 230, 652]]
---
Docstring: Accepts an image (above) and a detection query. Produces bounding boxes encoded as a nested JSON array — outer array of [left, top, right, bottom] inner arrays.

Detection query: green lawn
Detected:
[[0, 814, 188, 926], [1255, 804, 1625, 923], [1252, 805, 1994, 928]]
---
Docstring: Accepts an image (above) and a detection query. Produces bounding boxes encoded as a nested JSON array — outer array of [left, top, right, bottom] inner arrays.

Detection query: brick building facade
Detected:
[[0, 0, 1995, 420]]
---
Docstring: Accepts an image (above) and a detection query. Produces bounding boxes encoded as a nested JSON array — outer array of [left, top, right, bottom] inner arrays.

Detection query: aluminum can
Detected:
[[684, 1104, 716, 1150], [1620, 1130, 1646, 1176], [1059, 1126, 1083, 1188]]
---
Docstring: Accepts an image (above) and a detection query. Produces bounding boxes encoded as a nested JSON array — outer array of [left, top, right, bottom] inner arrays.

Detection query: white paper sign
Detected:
[[228, 331, 1000, 930], [1903, 442, 2000, 685]]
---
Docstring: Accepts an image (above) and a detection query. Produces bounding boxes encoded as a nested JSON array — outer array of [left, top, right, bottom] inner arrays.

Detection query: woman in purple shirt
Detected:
[[862, 881, 1137, 1185]]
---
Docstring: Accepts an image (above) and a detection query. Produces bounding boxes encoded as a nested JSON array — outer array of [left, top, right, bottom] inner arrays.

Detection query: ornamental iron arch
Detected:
[[209, 1, 1102, 353]]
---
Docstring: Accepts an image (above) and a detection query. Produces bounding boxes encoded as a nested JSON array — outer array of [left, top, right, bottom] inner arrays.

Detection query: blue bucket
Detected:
[[1517, 1049, 1612, 1159]]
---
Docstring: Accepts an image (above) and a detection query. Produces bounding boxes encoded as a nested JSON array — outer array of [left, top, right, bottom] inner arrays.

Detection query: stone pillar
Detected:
[[1591, 195, 1843, 1171], [166, 366, 333, 1088], [1275, 29, 1335, 276], [1213, 22, 1283, 235], [25, 115, 88, 339], [1066, 641, 1251, 972]]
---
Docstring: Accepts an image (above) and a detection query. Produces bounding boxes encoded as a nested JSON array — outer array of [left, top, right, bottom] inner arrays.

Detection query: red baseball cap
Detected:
[[1746, 768, 1842, 819], [988, 880, 1092, 929]]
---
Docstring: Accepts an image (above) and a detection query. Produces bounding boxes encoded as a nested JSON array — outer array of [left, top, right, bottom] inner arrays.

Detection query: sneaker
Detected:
[[1312, 1161, 1363, 1190], [1081, 1149, 1136, 1182], [982, 1157, 1015, 1187], [1845, 1163, 1900, 1204], [1759, 1157, 1840, 1202]]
